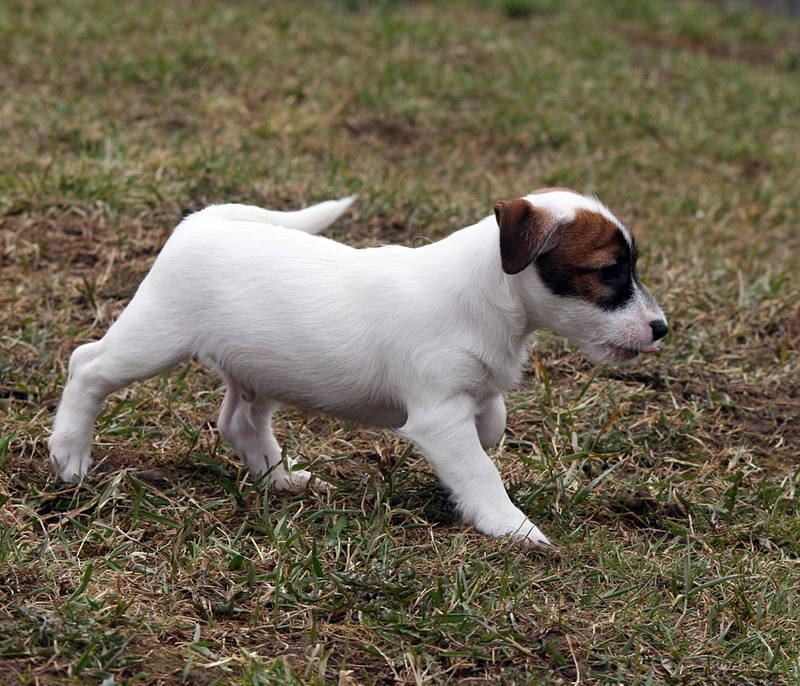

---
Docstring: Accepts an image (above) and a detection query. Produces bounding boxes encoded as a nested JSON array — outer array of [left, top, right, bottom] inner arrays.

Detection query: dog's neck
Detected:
[[417, 217, 537, 391]]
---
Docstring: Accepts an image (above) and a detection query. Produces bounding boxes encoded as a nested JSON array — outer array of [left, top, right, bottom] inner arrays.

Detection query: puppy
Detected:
[[49, 189, 667, 547]]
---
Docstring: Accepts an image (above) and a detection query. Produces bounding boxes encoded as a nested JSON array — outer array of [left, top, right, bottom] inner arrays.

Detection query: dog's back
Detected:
[[183, 196, 355, 235]]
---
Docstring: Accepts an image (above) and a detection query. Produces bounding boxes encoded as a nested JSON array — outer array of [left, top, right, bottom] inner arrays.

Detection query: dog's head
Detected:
[[494, 189, 667, 365]]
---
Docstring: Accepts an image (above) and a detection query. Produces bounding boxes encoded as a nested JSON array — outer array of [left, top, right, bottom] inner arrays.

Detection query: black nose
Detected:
[[650, 319, 669, 341]]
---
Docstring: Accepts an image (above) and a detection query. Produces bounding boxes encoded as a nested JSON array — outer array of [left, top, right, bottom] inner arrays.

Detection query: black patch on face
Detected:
[[534, 224, 638, 311], [595, 241, 638, 310]]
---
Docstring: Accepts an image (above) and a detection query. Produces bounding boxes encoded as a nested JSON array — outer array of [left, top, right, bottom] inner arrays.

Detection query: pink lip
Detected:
[[608, 342, 660, 361]]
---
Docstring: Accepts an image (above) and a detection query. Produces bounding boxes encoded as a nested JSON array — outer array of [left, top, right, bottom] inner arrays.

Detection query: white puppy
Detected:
[[50, 189, 667, 547]]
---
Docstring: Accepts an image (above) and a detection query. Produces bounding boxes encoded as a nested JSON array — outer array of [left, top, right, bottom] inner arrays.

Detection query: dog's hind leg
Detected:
[[476, 394, 507, 450], [49, 305, 192, 482], [216, 384, 324, 492]]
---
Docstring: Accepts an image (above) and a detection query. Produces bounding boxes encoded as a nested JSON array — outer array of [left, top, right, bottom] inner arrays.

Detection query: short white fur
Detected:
[[50, 190, 666, 548]]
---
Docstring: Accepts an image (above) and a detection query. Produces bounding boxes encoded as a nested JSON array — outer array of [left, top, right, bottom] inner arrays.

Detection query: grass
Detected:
[[1, 0, 799, 683]]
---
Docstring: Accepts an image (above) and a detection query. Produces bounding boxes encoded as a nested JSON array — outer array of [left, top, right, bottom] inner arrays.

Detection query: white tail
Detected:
[[190, 195, 356, 234]]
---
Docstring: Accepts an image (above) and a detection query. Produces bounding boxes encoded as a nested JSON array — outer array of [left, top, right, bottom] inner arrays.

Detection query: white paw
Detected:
[[511, 521, 552, 549], [268, 466, 329, 493], [472, 508, 552, 549], [49, 443, 92, 483]]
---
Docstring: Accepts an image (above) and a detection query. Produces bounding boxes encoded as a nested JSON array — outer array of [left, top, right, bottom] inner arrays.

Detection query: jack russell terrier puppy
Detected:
[[49, 189, 667, 548]]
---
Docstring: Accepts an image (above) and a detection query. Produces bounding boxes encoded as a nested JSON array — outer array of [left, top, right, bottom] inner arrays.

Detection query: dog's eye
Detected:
[[598, 262, 623, 281]]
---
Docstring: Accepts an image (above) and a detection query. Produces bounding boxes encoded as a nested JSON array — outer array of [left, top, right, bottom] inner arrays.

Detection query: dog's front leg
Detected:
[[398, 398, 550, 548]]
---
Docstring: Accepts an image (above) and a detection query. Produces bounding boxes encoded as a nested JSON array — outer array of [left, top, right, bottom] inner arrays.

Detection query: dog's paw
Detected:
[[505, 520, 552, 550], [472, 508, 551, 549], [268, 466, 330, 493], [511, 523, 553, 550], [49, 444, 92, 483]]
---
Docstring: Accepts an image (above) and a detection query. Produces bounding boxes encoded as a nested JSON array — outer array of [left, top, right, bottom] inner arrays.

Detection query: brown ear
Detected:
[[494, 198, 557, 274]]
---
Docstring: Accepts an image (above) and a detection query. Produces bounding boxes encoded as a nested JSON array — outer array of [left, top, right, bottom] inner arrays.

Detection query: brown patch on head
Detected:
[[549, 209, 628, 268], [534, 209, 637, 310], [494, 198, 558, 274]]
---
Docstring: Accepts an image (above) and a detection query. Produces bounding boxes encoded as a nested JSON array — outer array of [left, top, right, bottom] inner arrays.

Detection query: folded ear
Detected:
[[494, 198, 558, 275]]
